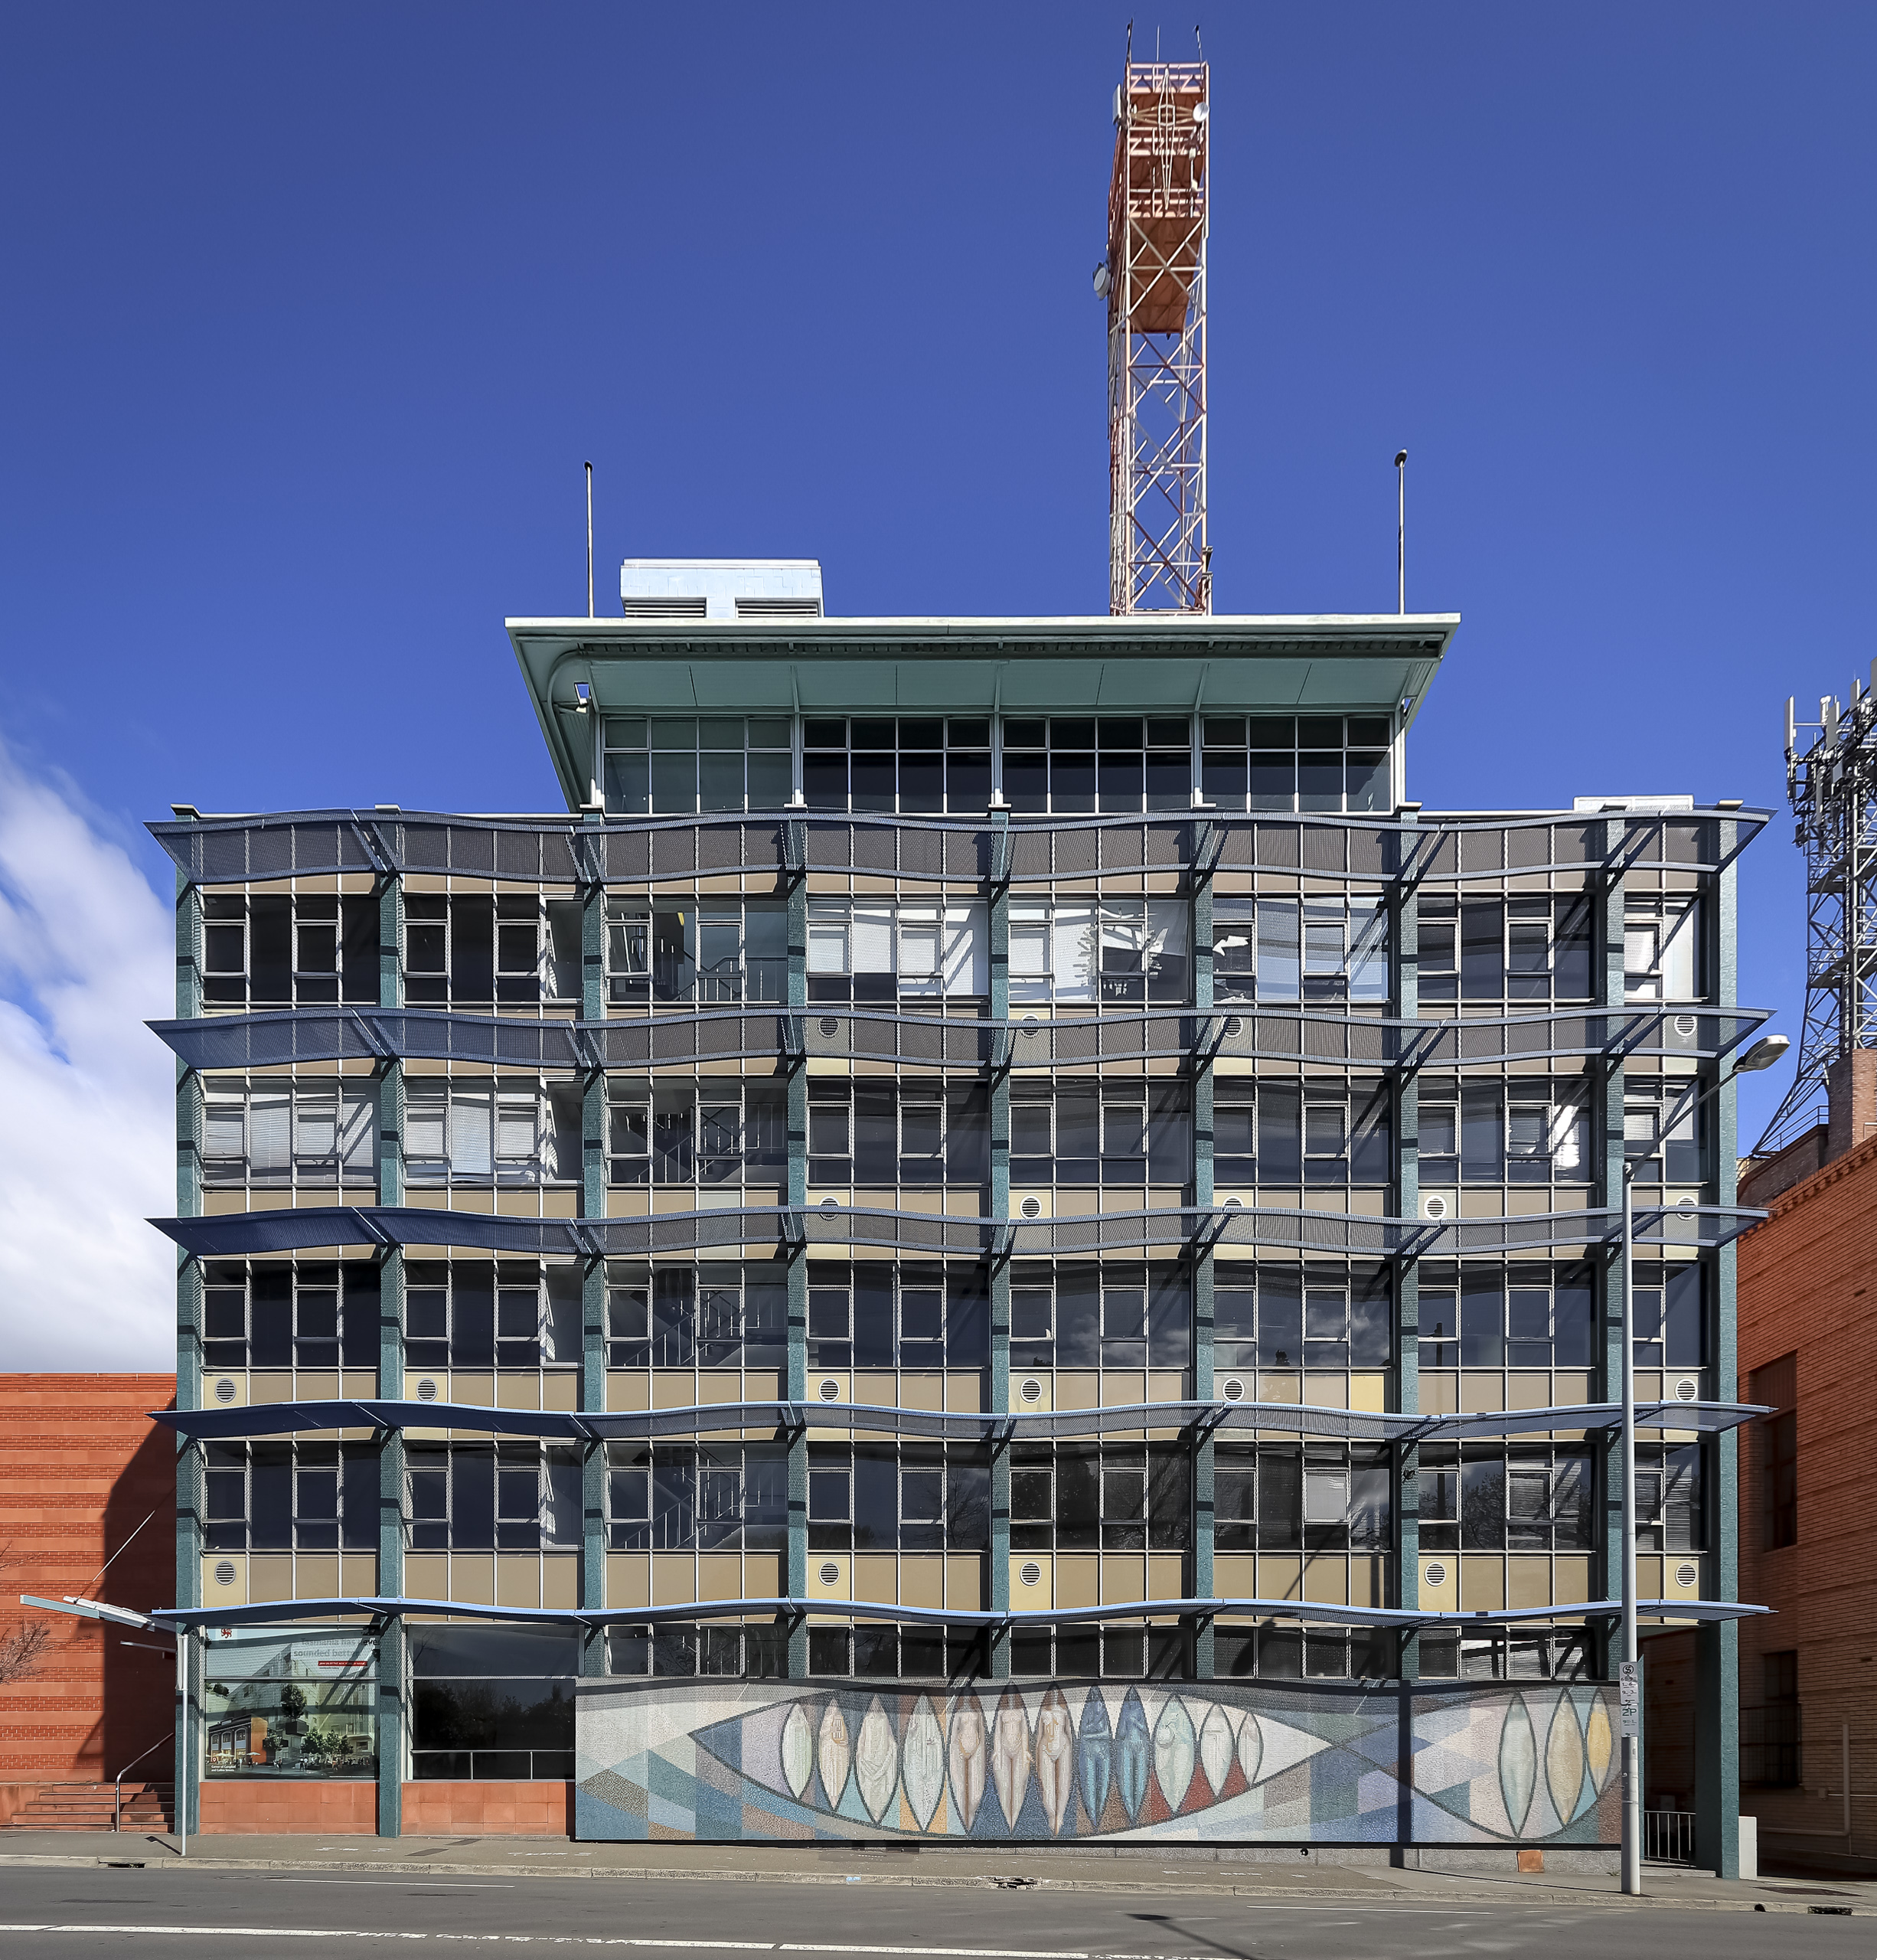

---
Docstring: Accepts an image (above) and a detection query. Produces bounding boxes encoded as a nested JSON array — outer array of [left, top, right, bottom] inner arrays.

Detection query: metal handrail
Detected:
[[112, 1733, 172, 1831]]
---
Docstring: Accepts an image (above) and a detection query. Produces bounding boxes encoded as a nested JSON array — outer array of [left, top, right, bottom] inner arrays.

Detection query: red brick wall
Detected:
[[401, 1781, 573, 1836], [197, 1781, 571, 1836], [1737, 1133, 1877, 1864], [0, 1374, 177, 1788], [200, 1779, 377, 1834]]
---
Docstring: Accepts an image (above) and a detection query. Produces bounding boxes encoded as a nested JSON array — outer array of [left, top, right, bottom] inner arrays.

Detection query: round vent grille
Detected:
[[1020, 1015, 1040, 1031], [1676, 1194, 1698, 1213], [820, 1197, 840, 1212], [1673, 1376, 1698, 1403], [1222, 1195, 1242, 1210], [1423, 1560, 1448, 1588], [1223, 1015, 1244, 1037], [1675, 1562, 1699, 1590], [818, 1016, 840, 1037], [1422, 1194, 1449, 1222], [1019, 1561, 1043, 1588], [213, 1560, 237, 1588], [1222, 1377, 1245, 1402], [1019, 1195, 1042, 1220], [818, 1377, 841, 1402], [415, 1377, 439, 1403], [1019, 1377, 1043, 1405], [1673, 1013, 1698, 1038], [818, 1561, 840, 1586], [213, 1377, 237, 1404]]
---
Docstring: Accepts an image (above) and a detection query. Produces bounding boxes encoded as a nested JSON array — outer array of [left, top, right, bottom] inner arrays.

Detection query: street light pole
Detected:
[[1621, 1155, 1640, 1893], [1617, 1028, 1787, 1897]]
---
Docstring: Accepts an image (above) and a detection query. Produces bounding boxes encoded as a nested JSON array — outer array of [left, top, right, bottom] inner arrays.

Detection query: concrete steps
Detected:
[[4, 1782, 175, 1831]]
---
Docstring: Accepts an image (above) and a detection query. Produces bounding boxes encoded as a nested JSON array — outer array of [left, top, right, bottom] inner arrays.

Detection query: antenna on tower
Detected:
[[585, 462, 595, 619], [1102, 39, 1209, 616], [1753, 679, 1877, 1156]]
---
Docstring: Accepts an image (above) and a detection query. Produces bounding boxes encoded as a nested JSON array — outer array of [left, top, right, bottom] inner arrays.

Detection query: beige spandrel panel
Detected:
[[945, 1555, 984, 1611], [1098, 1554, 1146, 1605], [652, 1556, 698, 1606], [1257, 1553, 1302, 1600], [449, 1553, 496, 1606], [1458, 1374, 1504, 1414], [742, 1553, 782, 1598], [404, 1553, 449, 1599], [1458, 1555, 1504, 1612], [495, 1557, 541, 1609], [606, 1553, 650, 1609], [295, 1554, 340, 1600], [899, 1556, 945, 1609], [247, 1553, 293, 1602], [1301, 1556, 1347, 1606], [1147, 1553, 1184, 1601], [1213, 1554, 1255, 1597], [696, 1553, 742, 1604]]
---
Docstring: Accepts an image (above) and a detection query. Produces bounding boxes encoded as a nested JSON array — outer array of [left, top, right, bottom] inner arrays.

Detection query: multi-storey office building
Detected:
[[151, 574, 1765, 1863]]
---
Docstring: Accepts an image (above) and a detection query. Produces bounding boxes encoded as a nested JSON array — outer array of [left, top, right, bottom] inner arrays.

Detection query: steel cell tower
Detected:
[[1754, 676, 1877, 1155], [1105, 54, 1209, 616]]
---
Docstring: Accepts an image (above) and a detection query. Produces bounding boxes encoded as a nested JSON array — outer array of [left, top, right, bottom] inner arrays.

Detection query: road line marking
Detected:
[[0, 1933, 1228, 1960]]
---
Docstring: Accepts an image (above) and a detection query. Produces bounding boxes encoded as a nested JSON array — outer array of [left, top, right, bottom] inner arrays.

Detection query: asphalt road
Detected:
[[0, 1865, 1860, 1960]]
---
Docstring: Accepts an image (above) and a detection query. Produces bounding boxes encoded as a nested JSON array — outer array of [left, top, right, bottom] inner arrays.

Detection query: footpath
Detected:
[[0, 1831, 1872, 1916]]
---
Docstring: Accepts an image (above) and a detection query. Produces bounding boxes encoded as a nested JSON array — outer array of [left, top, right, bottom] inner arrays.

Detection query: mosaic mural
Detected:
[[576, 1679, 1619, 1845]]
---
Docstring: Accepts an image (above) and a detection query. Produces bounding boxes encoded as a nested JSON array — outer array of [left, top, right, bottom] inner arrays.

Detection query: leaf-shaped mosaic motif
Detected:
[[818, 1697, 852, 1809], [1115, 1688, 1151, 1822], [1154, 1696, 1197, 1809], [1498, 1696, 1536, 1837], [1077, 1688, 1113, 1826], [780, 1700, 814, 1802], [1545, 1693, 1586, 1824], [1198, 1703, 1234, 1797], [903, 1697, 946, 1831], [855, 1696, 898, 1823], [1584, 1694, 1613, 1792], [1237, 1707, 1263, 1785], [991, 1689, 1033, 1828], [1035, 1689, 1075, 1835], [948, 1693, 987, 1831]]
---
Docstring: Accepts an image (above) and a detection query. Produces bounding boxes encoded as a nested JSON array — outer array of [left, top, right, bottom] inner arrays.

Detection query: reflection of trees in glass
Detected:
[[279, 1682, 307, 1735]]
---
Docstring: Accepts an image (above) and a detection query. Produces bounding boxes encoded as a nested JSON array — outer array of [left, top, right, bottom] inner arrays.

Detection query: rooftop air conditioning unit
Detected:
[[620, 559, 823, 622], [735, 596, 822, 619], [620, 596, 708, 619]]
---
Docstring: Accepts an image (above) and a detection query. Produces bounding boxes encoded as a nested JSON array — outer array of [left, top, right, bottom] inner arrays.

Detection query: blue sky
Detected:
[[2, 0, 1873, 1173]]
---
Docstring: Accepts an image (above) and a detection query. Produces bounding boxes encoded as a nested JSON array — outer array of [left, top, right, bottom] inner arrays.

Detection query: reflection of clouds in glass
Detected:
[[0, 739, 171, 1365]]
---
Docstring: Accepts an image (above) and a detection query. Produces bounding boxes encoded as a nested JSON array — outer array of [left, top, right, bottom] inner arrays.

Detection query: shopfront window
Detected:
[[202, 1627, 376, 1778]]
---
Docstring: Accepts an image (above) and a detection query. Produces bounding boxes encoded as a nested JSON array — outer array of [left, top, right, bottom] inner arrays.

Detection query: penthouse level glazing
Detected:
[[153, 609, 1766, 1858]]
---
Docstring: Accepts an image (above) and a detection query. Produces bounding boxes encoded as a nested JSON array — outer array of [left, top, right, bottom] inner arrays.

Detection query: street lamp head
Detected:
[[1735, 1032, 1790, 1074], [1394, 450, 1408, 468]]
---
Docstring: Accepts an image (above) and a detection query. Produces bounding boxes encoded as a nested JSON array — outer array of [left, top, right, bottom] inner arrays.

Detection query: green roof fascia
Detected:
[[507, 612, 1459, 813]]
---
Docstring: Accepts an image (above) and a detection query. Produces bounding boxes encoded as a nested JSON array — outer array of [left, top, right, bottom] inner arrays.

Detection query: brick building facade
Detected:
[[1735, 1053, 1877, 1872], [0, 1374, 176, 1822]]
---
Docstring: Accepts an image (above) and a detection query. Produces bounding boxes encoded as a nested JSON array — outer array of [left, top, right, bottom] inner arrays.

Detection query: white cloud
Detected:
[[0, 740, 174, 1368]]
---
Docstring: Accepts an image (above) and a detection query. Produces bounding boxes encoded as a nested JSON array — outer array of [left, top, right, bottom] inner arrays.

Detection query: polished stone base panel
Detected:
[[576, 1679, 1618, 1847]]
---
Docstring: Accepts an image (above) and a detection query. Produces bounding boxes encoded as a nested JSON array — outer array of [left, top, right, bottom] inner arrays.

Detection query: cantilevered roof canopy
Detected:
[[507, 612, 1460, 812]]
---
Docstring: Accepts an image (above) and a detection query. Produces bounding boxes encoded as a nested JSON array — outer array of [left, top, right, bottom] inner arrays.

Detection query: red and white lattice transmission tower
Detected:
[[1104, 46, 1209, 616]]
